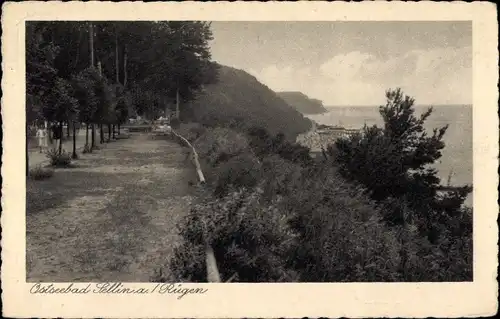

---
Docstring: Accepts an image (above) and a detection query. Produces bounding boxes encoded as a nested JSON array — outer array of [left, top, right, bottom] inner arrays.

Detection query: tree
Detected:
[[114, 88, 130, 135], [331, 88, 472, 241], [142, 21, 218, 120], [43, 78, 78, 154], [72, 67, 100, 150], [26, 22, 59, 125], [91, 72, 114, 146], [26, 22, 60, 174]]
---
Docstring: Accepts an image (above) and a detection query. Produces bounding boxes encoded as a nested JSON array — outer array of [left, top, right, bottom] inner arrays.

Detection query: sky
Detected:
[[209, 21, 472, 106]]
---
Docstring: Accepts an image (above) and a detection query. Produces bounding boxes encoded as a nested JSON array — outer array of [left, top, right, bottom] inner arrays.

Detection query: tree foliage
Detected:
[[26, 22, 59, 124], [72, 67, 100, 124], [43, 77, 78, 125], [27, 21, 219, 128], [331, 88, 472, 241]]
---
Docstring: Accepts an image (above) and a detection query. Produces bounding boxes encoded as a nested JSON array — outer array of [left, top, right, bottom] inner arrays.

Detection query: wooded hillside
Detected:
[[184, 65, 312, 140], [277, 91, 328, 114]]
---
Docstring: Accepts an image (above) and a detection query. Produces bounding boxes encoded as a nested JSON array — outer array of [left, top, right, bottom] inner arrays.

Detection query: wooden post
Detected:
[[206, 245, 221, 283]]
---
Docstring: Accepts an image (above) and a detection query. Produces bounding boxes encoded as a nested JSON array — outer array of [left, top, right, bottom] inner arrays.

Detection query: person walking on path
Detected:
[[35, 125, 48, 153], [51, 123, 61, 150]]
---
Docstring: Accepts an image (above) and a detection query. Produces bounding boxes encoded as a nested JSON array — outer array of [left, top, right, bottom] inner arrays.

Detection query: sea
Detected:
[[307, 104, 473, 207]]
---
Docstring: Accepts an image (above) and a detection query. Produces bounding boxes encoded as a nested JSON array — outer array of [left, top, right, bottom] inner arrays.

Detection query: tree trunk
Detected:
[[73, 26, 83, 69], [48, 123, 53, 144], [108, 124, 112, 141], [58, 122, 63, 155], [85, 123, 89, 146], [112, 124, 116, 139], [89, 23, 94, 68], [123, 45, 128, 88], [164, 96, 168, 119], [176, 87, 180, 120], [26, 124, 29, 177], [72, 122, 77, 159], [100, 124, 104, 143], [117, 123, 121, 135], [66, 122, 70, 137], [91, 124, 95, 149], [115, 32, 120, 85]]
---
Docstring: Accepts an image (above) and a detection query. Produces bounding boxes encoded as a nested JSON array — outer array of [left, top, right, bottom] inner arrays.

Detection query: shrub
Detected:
[[214, 152, 262, 197], [176, 122, 207, 143], [247, 128, 312, 166], [194, 127, 250, 166], [282, 166, 403, 282], [260, 155, 303, 200], [82, 144, 92, 153], [170, 117, 180, 129], [153, 240, 207, 282], [168, 188, 299, 282], [46, 148, 72, 167], [28, 165, 54, 180], [284, 165, 471, 281], [391, 221, 472, 281]]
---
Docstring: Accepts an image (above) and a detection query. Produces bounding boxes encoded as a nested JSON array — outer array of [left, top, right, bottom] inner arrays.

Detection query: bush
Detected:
[[247, 128, 312, 166], [260, 155, 303, 200], [391, 220, 472, 281], [194, 127, 250, 167], [46, 148, 72, 167], [170, 117, 180, 129], [176, 122, 207, 143], [282, 166, 404, 281], [28, 165, 54, 180], [168, 188, 299, 282], [214, 152, 262, 197], [170, 114, 472, 282], [82, 144, 92, 153]]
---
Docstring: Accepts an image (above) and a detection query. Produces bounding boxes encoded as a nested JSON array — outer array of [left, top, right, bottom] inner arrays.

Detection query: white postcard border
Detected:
[[1, 1, 498, 318]]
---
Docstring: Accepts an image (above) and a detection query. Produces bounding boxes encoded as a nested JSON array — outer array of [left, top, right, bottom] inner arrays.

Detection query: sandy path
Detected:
[[26, 134, 198, 282]]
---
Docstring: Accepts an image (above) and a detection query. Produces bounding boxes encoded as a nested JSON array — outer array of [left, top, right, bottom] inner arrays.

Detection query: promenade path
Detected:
[[26, 133, 198, 282]]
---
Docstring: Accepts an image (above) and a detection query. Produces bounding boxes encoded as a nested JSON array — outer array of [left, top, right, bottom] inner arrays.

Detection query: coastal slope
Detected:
[[185, 65, 312, 140], [277, 91, 328, 115]]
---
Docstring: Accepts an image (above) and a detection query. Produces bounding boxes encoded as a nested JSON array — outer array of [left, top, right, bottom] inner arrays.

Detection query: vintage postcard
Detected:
[[1, 1, 498, 318]]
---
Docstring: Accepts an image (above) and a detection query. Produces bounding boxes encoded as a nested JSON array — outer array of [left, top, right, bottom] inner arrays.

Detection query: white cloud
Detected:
[[248, 46, 472, 106]]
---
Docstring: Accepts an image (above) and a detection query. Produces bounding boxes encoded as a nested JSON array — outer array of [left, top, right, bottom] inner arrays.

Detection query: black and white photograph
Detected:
[[2, 1, 498, 318], [25, 19, 475, 283]]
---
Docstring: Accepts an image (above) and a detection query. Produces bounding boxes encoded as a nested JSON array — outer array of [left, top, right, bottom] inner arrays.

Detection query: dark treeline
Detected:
[[26, 21, 218, 165]]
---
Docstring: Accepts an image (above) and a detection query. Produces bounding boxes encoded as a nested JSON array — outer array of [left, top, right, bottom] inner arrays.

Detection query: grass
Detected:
[[26, 134, 199, 282], [28, 165, 54, 181]]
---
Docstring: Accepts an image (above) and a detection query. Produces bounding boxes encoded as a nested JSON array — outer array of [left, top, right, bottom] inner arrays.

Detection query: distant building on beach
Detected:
[[296, 122, 361, 155]]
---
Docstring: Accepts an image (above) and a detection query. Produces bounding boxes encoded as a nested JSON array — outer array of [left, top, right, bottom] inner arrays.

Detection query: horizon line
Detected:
[[323, 104, 472, 108]]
